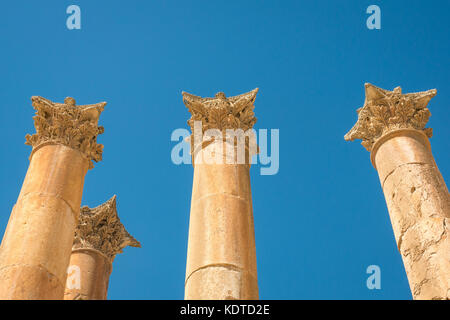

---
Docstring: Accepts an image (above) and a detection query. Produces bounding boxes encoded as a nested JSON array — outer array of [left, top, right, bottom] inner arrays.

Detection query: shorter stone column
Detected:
[[64, 196, 140, 300]]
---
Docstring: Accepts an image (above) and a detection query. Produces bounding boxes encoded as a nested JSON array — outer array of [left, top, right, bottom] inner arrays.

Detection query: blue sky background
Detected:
[[0, 0, 449, 299]]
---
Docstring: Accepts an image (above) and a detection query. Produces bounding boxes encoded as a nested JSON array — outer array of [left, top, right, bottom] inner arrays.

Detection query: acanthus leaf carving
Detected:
[[25, 96, 106, 169], [182, 89, 258, 134], [73, 195, 141, 261], [344, 83, 436, 151]]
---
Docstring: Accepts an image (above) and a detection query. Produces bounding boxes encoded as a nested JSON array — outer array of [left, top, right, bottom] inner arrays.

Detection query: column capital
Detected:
[[344, 83, 436, 151], [73, 195, 141, 261], [182, 89, 258, 133], [25, 96, 106, 169]]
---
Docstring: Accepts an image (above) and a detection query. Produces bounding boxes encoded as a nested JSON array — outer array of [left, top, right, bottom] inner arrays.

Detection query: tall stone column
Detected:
[[0, 96, 106, 300], [345, 83, 450, 300], [182, 89, 259, 300], [64, 196, 140, 300]]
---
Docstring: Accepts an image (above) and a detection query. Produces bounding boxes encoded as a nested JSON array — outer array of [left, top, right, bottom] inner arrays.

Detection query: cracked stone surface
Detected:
[[346, 84, 449, 300], [382, 161, 450, 299], [374, 131, 450, 300], [185, 265, 258, 300]]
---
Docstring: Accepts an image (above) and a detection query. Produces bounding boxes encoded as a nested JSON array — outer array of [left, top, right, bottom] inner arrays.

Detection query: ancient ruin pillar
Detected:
[[345, 83, 450, 299], [64, 196, 140, 300], [182, 90, 259, 300], [0, 96, 106, 300]]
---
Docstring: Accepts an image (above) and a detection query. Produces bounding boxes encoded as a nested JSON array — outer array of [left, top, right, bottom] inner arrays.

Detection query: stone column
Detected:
[[182, 90, 259, 300], [0, 96, 106, 300], [345, 83, 450, 300], [64, 196, 140, 300]]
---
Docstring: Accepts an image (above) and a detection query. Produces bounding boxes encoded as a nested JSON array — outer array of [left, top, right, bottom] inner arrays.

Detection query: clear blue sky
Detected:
[[0, 1, 449, 300]]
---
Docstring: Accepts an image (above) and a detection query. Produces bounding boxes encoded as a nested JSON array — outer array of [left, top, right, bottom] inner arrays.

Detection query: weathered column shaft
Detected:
[[64, 249, 111, 300], [183, 89, 259, 300], [185, 141, 258, 300], [345, 84, 450, 300], [0, 96, 105, 299], [373, 129, 450, 299], [64, 196, 140, 300], [0, 145, 88, 299]]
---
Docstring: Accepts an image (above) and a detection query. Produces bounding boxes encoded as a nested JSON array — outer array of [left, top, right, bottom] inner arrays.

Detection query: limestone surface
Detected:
[[0, 96, 105, 300], [64, 196, 140, 300], [183, 91, 259, 300], [25, 96, 106, 169], [345, 84, 450, 300]]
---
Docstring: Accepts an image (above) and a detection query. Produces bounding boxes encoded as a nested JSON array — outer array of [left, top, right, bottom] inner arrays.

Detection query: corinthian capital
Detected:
[[182, 89, 258, 133], [344, 83, 436, 151], [25, 96, 106, 169], [73, 196, 141, 261]]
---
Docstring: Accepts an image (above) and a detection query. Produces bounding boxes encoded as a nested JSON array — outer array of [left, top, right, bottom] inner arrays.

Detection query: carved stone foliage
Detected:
[[182, 89, 258, 133], [344, 83, 436, 151], [73, 196, 141, 261], [25, 96, 106, 169]]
